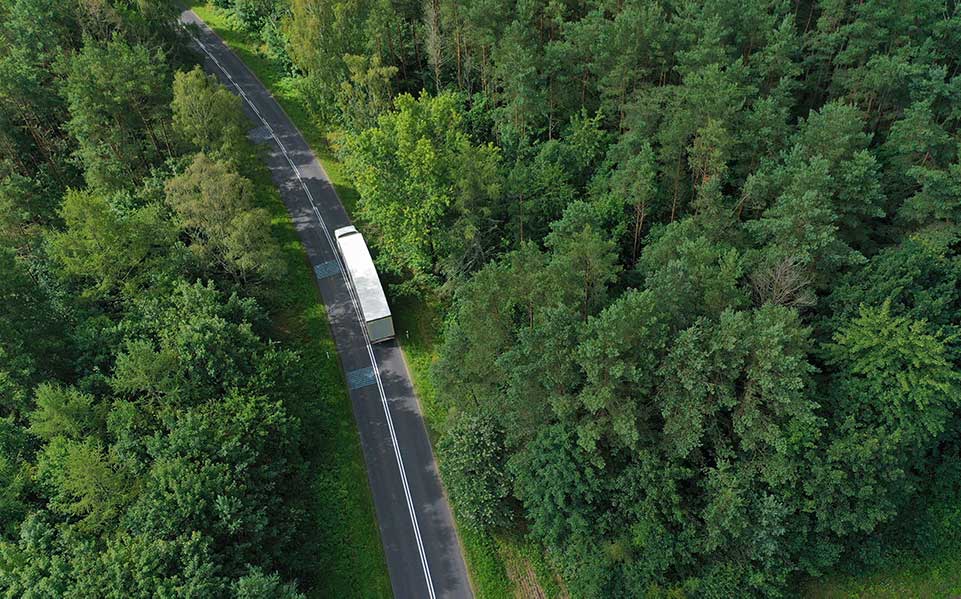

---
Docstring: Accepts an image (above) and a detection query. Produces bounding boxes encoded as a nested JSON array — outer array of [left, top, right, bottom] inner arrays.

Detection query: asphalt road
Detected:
[[178, 10, 472, 599]]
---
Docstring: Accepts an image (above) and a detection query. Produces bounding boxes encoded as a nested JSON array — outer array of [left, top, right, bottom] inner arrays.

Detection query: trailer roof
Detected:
[[335, 228, 391, 322]]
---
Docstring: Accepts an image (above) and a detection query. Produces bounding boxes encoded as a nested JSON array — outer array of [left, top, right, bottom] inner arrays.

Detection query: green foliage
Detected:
[[28, 384, 102, 441], [343, 90, 501, 285], [823, 233, 961, 355], [233, 566, 305, 598], [284, 0, 407, 128], [0, 0, 78, 205], [435, 226, 620, 448], [337, 54, 398, 133], [744, 102, 885, 284], [825, 302, 961, 447], [232, 0, 276, 32], [638, 219, 748, 326], [172, 66, 248, 162], [0, 248, 68, 397], [60, 37, 174, 191], [655, 307, 819, 591], [0, 276, 311, 594], [36, 436, 132, 531], [607, 139, 658, 262], [0, 416, 30, 540], [510, 422, 608, 551], [574, 290, 666, 451], [0, 516, 304, 598], [47, 189, 177, 300], [165, 153, 285, 288], [439, 413, 513, 532]]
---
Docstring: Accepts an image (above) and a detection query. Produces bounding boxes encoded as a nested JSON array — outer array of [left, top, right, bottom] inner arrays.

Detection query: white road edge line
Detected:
[[181, 19, 437, 599]]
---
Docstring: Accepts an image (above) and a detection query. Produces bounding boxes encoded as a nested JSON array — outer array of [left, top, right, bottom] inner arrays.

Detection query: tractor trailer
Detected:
[[334, 226, 395, 343]]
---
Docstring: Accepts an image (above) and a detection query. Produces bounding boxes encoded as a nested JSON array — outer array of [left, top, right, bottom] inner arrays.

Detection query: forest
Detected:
[[211, 0, 960, 595], [0, 0, 353, 596], [3, 0, 961, 597]]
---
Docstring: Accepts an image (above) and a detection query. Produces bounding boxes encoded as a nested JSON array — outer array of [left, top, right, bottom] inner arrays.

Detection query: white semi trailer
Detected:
[[334, 226, 395, 343]]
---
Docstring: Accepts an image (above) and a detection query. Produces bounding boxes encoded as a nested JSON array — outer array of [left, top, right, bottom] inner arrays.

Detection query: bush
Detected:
[[438, 413, 513, 532], [233, 0, 275, 32]]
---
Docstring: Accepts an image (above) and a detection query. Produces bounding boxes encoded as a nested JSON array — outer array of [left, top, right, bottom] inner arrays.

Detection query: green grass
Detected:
[[186, 5, 563, 596], [390, 293, 515, 598], [244, 149, 390, 597], [805, 550, 961, 598], [388, 292, 447, 439]]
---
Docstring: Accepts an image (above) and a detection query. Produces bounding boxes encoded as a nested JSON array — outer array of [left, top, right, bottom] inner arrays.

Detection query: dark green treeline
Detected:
[[220, 0, 961, 595], [0, 1, 317, 596]]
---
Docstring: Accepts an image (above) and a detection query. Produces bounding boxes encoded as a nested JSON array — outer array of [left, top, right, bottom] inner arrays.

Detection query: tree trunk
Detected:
[[632, 201, 646, 263], [671, 155, 682, 222]]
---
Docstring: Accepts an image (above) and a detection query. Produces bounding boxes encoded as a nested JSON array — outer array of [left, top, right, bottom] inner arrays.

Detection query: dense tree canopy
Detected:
[[7, 0, 961, 595], [198, 0, 961, 594], [0, 2, 315, 596], [172, 66, 249, 162], [343, 90, 501, 287]]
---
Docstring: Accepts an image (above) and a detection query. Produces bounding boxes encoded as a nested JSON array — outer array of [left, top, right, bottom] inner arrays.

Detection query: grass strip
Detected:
[[249, 149, 392, 597], [188, 6, 392, 595], [804, 550, 961, 598], [187, 6, 548, 596]]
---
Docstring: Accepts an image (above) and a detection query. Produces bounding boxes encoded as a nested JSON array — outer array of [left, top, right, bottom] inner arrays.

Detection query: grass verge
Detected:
[[247, 144, 391, 597], [804, 550, 961, 598], [187, 5, 560, 596], [189, 8, 391, 595]]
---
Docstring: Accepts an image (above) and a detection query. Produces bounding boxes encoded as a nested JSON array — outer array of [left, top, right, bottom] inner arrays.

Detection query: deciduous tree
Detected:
[[165, 154, 285, 287]]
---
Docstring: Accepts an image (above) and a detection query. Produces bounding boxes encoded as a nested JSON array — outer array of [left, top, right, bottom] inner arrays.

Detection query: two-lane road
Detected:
[[178, 10, 472, 598]]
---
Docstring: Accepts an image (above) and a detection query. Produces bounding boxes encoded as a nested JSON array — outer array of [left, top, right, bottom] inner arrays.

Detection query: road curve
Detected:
[[178, 10, 472, 599]]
